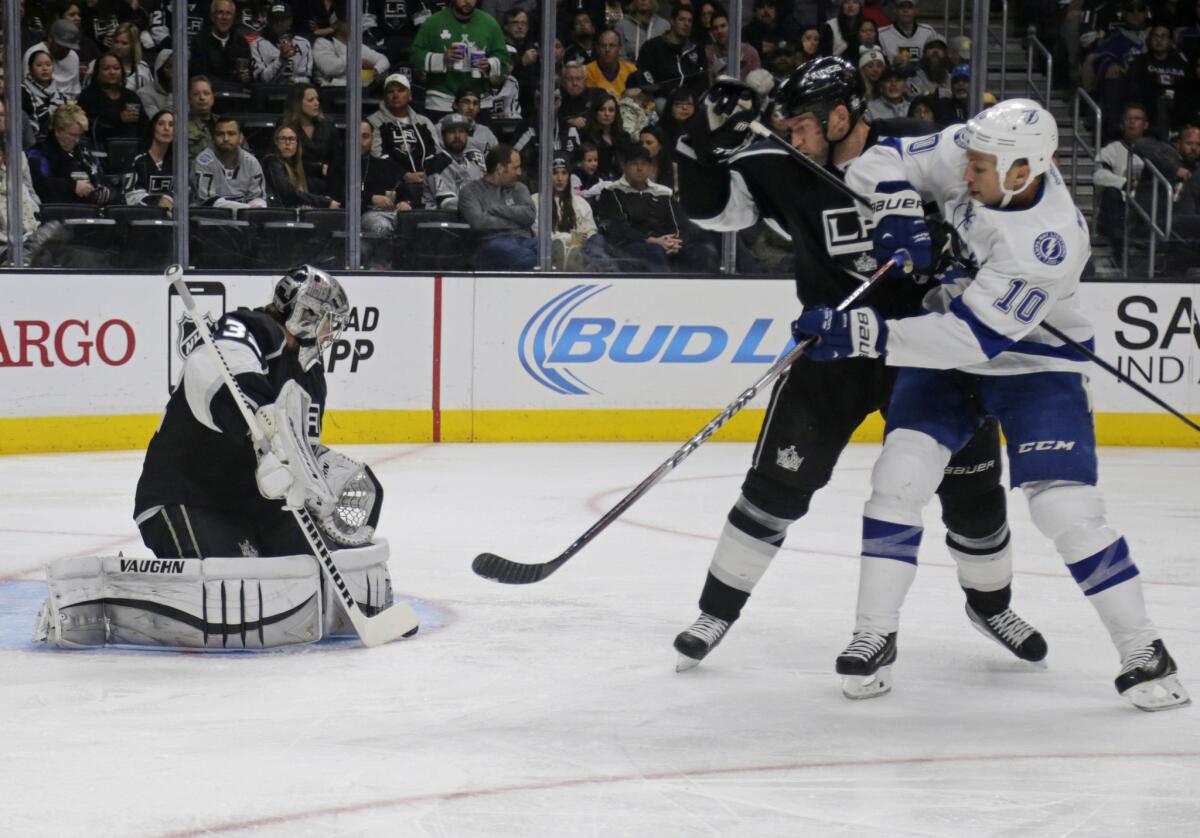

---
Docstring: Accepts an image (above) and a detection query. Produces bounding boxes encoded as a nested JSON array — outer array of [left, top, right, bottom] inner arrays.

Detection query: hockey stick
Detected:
[[750, 121, 1200, 434], [167, 265, 419, 646], [471, 256, 901, 585]]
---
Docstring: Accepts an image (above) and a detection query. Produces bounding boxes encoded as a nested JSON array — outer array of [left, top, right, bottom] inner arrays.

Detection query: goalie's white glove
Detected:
[[253, 381, 335, 511]]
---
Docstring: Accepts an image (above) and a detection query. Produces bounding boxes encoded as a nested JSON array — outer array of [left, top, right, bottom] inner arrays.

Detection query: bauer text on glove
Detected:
[[792, 306, 888, 361]]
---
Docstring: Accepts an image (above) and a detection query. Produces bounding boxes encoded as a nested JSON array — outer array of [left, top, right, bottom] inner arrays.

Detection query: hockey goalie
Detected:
[[34, 265, 411, 650]]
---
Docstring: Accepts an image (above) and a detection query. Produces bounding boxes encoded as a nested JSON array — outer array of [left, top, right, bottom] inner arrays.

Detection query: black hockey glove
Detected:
[[684, 77, 759, 163]]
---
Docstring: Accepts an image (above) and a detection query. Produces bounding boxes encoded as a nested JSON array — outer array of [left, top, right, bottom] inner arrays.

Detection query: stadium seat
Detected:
[[253, 84, 293, 112], [243, 208, 313, 267], [105, 206, 175, 269], [189, 216, 250, 268], [104, 137, 142, 174], [301, 208, 348, 267], [394, 210, 473, 271], [213, 90, 254, 113], [38, 204, 99, 223]]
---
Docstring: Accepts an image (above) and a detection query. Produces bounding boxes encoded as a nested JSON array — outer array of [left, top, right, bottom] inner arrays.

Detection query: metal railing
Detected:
[[1122, 149, 1174, 278], [1071, 88, 1102, 217], [1026, 36, 1053, 106]]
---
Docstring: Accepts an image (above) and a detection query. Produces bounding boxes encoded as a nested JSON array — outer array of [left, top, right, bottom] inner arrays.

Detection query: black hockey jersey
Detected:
[[677, 120, 934, 320], [133, 309, 326, 520], [123, 151, 174, 207]]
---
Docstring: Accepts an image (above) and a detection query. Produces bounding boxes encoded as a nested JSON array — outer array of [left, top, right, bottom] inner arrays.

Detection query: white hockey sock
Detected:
[[854, 517, 922, 634], [1063, 536, 1158, 659], [708, 519, 782, 594], [948, 524, 1012, 592]]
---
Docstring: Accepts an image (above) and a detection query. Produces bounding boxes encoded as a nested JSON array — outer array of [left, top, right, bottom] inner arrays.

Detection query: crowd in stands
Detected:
[[2, 0, 1196, 272], [1041, 0, 1200, 268]]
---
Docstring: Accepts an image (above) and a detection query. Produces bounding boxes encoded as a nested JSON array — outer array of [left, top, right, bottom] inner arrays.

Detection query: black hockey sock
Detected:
[[698, 572, 751, 623], [962, 584, 1012, 618]]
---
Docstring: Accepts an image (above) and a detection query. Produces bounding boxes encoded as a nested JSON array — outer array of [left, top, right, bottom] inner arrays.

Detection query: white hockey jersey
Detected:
[[845, 124, 1094, 376]]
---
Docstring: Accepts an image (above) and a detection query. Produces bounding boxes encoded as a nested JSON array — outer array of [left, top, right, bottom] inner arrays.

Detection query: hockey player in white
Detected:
[[793, 99, 1190, 711]]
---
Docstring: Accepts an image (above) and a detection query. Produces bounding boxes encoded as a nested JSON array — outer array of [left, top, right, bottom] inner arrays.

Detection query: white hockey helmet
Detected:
[[963, 98, 1058, 206], [272, 265, 350, 365]]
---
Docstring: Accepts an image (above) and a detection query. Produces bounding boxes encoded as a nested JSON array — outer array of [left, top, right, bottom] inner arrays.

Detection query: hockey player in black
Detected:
[[134, 265, 351, 560], [671, 58, 1046, 694]]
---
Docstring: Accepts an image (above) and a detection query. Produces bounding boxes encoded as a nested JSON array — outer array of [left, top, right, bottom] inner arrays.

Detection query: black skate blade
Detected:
[[472, 552, 552, 584]]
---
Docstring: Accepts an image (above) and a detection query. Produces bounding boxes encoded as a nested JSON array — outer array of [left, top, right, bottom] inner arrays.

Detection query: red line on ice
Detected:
[[155, 750, 1200, 837]]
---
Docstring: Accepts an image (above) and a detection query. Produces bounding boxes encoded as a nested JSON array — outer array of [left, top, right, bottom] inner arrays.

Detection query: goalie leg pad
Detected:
[[34, 555, 325, 650], [320, 540, 395, 637]]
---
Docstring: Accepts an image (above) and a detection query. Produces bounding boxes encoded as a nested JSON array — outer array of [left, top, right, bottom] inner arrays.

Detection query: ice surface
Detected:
[[1, 442, 1197, 837]]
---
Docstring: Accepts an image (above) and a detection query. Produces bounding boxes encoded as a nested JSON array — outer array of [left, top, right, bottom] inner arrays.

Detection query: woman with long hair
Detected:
[[798, 25, 822, 60], [856, 18, 879, 54], [659, 87, 695, 154], [821, 0, 864, 57], [263, 124, 341, 208], [125, 109, 175, 214], [639, 125, 673, 190], [534, 156, 601, 270], [584, 92, 633, 183], [695, 1, 720, 47], [111, 23, 154, 94], [22, 50, 66, 142], [78, 52, 148, 144], [281, 83, 340, 195]]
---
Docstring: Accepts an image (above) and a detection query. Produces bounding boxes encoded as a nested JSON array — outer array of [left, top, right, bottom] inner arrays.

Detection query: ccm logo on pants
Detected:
[[1017, 440, 1076, 453]]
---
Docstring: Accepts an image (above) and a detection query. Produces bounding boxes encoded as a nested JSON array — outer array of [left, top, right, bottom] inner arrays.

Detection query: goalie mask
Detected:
[[774, 56, 865, 146], [272, 265, 350, 369]]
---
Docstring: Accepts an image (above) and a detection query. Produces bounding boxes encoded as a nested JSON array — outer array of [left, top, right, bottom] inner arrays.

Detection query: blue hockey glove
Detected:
[[792, 306, 888, 361], [685, 77, 759, 162], [873, 215, 932, 277]]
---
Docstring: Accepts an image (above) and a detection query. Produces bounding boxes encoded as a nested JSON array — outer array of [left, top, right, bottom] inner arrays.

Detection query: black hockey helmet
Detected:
[[774, 55, 865, 138]]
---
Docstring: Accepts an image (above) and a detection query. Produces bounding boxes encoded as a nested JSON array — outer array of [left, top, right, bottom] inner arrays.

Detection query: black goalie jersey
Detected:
[[133, 309, 327, 522], [677, 120, 936, 320]]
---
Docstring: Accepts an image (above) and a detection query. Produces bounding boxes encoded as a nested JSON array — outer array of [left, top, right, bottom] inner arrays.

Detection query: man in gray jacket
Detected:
[[458, 144, 538, 269]]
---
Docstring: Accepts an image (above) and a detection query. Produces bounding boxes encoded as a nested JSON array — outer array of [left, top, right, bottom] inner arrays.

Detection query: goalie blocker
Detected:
[[33, 541, 397, 650]]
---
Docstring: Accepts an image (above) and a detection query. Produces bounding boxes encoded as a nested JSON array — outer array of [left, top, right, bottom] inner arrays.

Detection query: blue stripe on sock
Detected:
[[1067, 537, 1139, 595], [862, 517, 923, 564]]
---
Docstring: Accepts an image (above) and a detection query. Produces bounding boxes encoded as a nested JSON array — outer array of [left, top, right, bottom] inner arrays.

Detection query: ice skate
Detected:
[[965, 604, 1048, 663], [836, 631, 897, 699], [674, 613, 730, 672], [1115, 640, 1191, 712]]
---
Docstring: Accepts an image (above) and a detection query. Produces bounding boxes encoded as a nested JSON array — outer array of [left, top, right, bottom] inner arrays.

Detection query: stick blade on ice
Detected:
[[472, 552, 555, 584]]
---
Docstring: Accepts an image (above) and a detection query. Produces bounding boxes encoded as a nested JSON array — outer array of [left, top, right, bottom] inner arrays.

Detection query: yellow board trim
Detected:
[[0, 410, 1196, 455]]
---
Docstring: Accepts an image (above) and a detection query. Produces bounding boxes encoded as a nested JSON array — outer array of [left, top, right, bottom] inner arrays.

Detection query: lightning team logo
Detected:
[[1034, 231, 1066, 265]]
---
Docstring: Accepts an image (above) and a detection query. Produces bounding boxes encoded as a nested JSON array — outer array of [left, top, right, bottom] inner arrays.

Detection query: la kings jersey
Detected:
[[845, 125, 1094, 376], [134, 310, 327, 521], [676, 120, 934, 319], [123, 151, 173, 206], [191, 146, 267, 207]]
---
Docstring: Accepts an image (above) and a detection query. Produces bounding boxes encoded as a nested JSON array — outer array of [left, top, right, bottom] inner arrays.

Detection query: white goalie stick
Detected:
[[748, 119, 1200, 434], [472, 254, 906, 585], [167, 265, 419, 646]]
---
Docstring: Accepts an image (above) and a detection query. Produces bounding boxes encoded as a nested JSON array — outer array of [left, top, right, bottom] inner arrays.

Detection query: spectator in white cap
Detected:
[[877, 0, 942, 73], [858, 47, 886, 99], [313, 4, 391, 87], [252, 3, 315, 84], [368, 72, 438, 204], [23, 19, 84, 96]]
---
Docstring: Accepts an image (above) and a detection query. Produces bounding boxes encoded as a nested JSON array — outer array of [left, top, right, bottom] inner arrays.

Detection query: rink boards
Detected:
[[0, 272, 1196, 453]]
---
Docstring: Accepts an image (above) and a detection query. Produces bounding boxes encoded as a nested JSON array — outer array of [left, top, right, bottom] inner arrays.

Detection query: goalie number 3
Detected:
[[993, 279, 1047, 323]]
